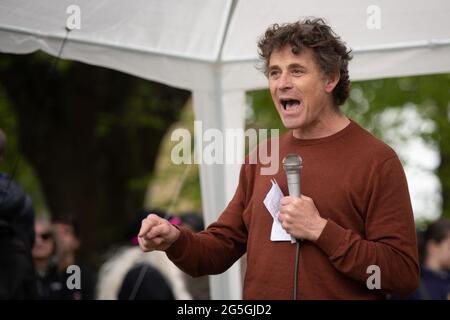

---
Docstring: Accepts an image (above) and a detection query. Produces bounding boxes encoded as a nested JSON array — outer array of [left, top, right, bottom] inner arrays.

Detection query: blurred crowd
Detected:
[[1, 182, 208, 300], [1, 126, 449, 300], [0, 128, 208, 300]]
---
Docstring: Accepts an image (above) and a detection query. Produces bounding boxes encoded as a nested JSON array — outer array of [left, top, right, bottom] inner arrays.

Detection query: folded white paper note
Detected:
[[263, 179, 296, 243]]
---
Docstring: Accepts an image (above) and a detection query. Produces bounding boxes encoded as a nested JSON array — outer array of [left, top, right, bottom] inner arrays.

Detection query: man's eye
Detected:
[[292, 69, 304, 76], [269, 70, 280, 78]]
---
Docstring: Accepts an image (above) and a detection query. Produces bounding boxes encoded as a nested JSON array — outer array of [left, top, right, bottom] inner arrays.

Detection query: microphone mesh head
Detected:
[[282, 154, 303, 173]]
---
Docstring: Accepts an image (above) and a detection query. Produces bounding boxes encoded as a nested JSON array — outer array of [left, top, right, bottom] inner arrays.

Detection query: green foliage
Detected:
[[0, 86, 48, 215], [246, 90, 286, 133]]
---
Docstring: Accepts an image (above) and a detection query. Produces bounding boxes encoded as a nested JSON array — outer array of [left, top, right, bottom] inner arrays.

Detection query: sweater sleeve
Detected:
[[314, 156, 420, 296], [165, 164, 249, 277]]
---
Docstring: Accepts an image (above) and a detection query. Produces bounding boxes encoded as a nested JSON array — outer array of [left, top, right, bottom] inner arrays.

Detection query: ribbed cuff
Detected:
[[314, 219, 347, 257], [166, 226, 188, 260]]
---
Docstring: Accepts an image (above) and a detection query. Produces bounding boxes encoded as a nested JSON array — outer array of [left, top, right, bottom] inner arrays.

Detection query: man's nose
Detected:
[[278, 72, 293, 90]]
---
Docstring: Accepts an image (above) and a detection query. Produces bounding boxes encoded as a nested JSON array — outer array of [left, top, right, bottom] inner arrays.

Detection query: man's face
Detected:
[[32, 222, 55, 259], [432, 235, 450, 270], [52, 222, 80, 254], [268, 46, 336, 133]]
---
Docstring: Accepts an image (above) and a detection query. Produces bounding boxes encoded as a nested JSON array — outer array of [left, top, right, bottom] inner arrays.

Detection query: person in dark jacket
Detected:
[[52, 216, 96, 300], [0, 128, 38, 299], [32, 219, 68, 300], [408, 219, 450, 300]]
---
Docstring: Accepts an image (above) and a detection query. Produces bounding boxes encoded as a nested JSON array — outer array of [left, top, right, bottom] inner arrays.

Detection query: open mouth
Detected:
[[280, 99, 301, 110]]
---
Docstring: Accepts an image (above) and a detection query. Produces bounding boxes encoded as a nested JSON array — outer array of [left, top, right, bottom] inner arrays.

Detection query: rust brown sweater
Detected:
[[166, 120, 420, 299]]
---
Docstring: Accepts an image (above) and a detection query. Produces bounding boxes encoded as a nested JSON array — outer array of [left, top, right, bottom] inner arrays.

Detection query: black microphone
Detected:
[[282, 154, 303, 300]]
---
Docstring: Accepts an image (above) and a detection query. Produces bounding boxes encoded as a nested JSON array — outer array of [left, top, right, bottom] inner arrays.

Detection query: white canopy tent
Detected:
[[1, 0, 449, 299]]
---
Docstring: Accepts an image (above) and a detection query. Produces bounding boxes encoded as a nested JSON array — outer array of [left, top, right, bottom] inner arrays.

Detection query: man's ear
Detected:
[[324, 71, 340, 93]]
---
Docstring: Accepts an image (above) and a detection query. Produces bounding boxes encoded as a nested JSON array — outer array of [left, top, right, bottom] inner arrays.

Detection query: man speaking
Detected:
[[138, 18, 419, 299]]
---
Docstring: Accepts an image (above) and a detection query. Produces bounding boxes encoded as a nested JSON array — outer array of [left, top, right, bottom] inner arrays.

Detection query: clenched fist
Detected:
[[138, 213, 180, 252], [278, 195, 327, 241]]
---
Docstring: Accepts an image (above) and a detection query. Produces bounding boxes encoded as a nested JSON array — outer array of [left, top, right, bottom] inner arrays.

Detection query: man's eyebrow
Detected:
[[268, 64, 307, 71], [288, 63, 307, 70]]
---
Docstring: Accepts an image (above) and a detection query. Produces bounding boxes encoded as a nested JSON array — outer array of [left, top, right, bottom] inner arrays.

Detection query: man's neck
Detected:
[[293, 109, 350, 140]]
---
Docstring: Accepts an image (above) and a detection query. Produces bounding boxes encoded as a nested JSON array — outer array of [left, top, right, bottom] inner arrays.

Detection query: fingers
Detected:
[[278, 212, 292, 233], [279, 196, 296, 215], [280, 195, 310, 205], [143, 222, 171, 241], [138, 223, 167, 251], [277, 211, 283, 222], [280, 196, 293, 206], [138, 214, 162, 237], [277, 211, 291, 224], [279, 195, 306, 220], [139, 235, 165, 252], [137, 213, 179, 252], [278, 194, 320, 241]]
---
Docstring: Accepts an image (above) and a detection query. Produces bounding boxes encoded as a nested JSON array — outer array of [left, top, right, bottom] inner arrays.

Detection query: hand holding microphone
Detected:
[[282, 155, 302, 243], [279, 154, 326, 242]]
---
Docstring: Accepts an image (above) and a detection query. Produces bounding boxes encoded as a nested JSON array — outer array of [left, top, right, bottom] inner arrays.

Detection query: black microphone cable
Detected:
[[293, 240, 300, 300]]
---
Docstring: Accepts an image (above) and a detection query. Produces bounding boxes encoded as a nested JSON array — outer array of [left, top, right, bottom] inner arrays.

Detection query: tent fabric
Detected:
[[1, 0, 450, 91], [1, 0, 450, 299]]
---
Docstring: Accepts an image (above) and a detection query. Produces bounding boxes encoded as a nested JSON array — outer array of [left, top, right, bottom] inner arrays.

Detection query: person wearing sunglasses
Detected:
[[32, 219, 67, 300]]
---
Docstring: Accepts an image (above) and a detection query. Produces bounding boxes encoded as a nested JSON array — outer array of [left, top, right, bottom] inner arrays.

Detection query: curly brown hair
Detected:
[[257, 18, 352, 107]]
